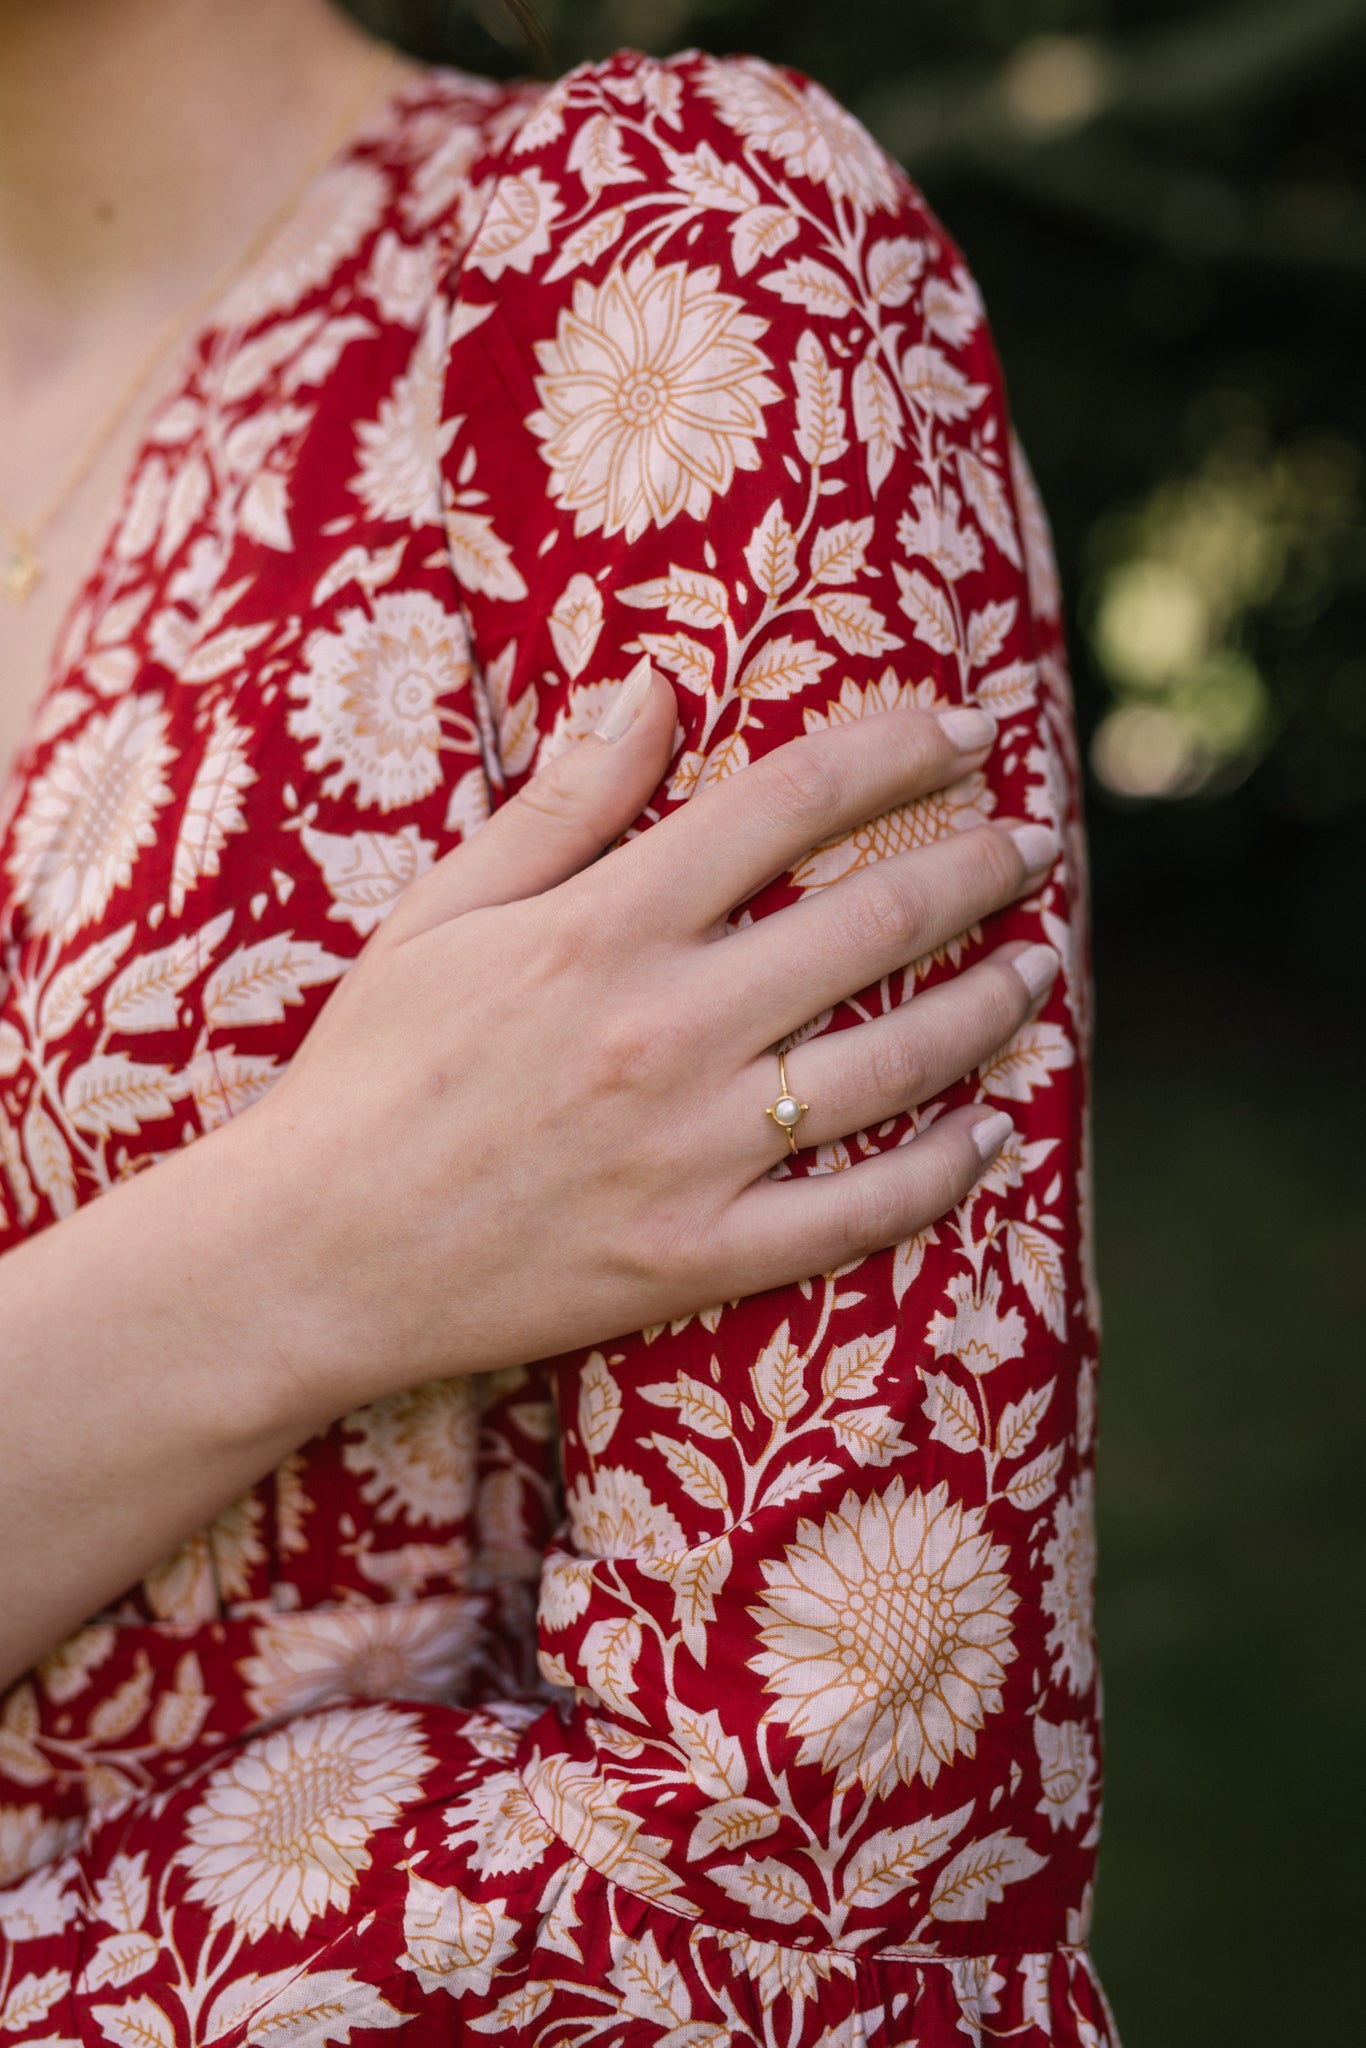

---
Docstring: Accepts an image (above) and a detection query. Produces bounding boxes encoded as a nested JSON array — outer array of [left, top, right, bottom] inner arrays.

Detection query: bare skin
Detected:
[[0, 2, 1062, 1693]]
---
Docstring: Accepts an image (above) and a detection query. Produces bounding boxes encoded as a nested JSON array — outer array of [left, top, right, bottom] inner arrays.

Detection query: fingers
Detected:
[[744, 941, 1059, 1157], [614, 705, 997, 933], [703, 815, 1060, 1049], [383, 659, 677, 943], [712, 1105, 1013, 1299]]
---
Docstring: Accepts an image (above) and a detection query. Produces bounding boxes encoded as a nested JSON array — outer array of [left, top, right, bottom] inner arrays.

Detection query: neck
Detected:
[[0, 0, 393, 382]]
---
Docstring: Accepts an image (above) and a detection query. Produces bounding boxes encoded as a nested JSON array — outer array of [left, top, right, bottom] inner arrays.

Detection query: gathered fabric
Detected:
[[0, 52, 1113, 2045]]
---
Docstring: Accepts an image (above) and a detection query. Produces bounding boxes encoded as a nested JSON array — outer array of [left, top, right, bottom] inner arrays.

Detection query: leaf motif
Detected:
[[39, 924, 138, 1041], [619, 567, 730, 631], [201, 934, 350, 1030], [892, 1224, 938, 1307], [866, 235, 929, 307], [299, 825, 435, 939], [247, 1969, 407, 2045], [665, 141, 759, 214], [793, 331, 849, 469], [759, 1455, 840, 1509], [810, 590, 903, 658], [810, 518, 875, 587], [444, 509, 529, 602], [738, 636, 835, 701], [88, 1659, 154, 1745], [828, 1405, 911, 1466], [958, 447, 1023, 569], [499, 683, 540, 778], [711, 1857, 815, 1926], [821, 1328, 895, 1403], [666, 1702, 747, 1798], [893, 565, 958, 656], [468, 1982, 557, 2034], [607, 1930, 686, 2029], [581, 1616, 644, 1720], [638, 1537, 731, 1663], [82, 1934, 160, 1994], [751, 1319, 807, 1422], [900, 343, 989, 423], [640, 1374, 732, 1440], [94, 1854, 150, 1935], [637, 632, 714, 695], [646, 1435, 730, 1516], [0, 1023, 25, 1079], [928, 1830, 1047, 1921], [168, 704, 256, 917], [104, 913, 233, 1034], [567, 113, 644, 197], [179, 1047, 279, 1131], [731, 205, 800, 275], [548, 572, 604, 681], [977, 660, 1038, 718], [0, 1969, 66, 2036], [23, 1099, 77, 1217], [920, 1371, 986, 1456], [980, 1020, 1075, 1104], [965, 598, 1018, 673], [578, 1351, 622, 1458], [762, 258, 856, 318], [1001, 1441, 1065, 1512], [544, 204, 627, 283], [177, 623, 272, 684], [1006, 1218, 1067, 1337], [744, 500, 800, 600], [840, 1801, 974, 1906], [852, 355, 905, 497], [92, 1992, 179, 2048], [148, 1652, 209, 1752], [995, 1380, 1055, 1463], [687, 1797, 781, 1861]]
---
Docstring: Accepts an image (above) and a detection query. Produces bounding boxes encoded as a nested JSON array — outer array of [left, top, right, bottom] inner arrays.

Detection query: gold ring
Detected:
[[765, 1051, 810, 1156]]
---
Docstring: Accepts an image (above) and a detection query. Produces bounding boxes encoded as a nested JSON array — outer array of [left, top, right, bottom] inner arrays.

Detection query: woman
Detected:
[[0, 1, 1112, 2042]]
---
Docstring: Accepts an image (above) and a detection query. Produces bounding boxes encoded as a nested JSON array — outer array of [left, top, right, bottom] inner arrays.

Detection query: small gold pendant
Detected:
[[3, 540, 41, 604]]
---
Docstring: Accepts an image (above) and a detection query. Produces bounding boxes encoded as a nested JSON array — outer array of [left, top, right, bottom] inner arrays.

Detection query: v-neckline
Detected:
[[0, 57, 423, 831]]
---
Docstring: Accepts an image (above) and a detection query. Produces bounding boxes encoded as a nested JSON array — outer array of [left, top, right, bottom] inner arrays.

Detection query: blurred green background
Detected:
[[352, 3, 1366, 2038]]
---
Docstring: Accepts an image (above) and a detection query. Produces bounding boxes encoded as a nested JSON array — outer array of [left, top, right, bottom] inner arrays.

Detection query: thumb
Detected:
[[384, 658, 677, 941]]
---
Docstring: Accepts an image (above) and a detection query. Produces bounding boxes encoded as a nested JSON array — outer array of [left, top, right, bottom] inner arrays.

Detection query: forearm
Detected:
[[0, 1115, 332, 1690]]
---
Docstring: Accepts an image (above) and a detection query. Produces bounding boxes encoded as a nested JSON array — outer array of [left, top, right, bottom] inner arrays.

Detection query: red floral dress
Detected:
[[0, 52, 1115, 2048]]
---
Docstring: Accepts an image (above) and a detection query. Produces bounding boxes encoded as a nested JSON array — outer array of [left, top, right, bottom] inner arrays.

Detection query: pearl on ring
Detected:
[[765, 1051, 810, 1155], [772, 1095, 803, 1128]]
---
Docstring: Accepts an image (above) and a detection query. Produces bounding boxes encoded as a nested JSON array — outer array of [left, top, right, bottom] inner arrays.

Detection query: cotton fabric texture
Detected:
[[0, 52, 1115, 2047]]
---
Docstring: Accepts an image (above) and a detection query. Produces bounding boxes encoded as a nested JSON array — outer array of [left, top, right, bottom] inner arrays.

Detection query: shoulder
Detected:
[[451, 47, 957, 285]]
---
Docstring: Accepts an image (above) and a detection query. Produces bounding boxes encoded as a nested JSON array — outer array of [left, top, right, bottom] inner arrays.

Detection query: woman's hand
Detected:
[[251, 662, 1059, 1425]]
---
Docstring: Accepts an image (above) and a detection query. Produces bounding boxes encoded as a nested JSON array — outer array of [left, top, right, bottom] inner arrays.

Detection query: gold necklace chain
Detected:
[[0, 44, 400, 606]]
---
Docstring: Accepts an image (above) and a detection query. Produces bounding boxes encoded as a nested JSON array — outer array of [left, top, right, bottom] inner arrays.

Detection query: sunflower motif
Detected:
[[700, 56, 902, 215], [241, 1598, 481, 1721], [342, 1378, 480, 1527], [7, 694, 176, 938], [750, 1479, 1017, 1796], [528, 252, 781, 542], [178, 1704, 431, 1936], [287, 591, 469, 812], [564, 1467, 686, 1560], [1041, 1474, 1096, 1696]]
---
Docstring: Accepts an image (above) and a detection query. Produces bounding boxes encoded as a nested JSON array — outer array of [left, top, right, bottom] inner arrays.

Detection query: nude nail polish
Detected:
[[972, 1110, 1014, 1164], [1009, 943, 1060, 1002], [596, 656, 655, 742], [937, 706, 997, 751], [1008, 823, 1060, 877]]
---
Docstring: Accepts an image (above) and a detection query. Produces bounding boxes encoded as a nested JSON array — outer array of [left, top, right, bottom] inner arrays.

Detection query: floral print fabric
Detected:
[[0, 52, 1115, 2047]]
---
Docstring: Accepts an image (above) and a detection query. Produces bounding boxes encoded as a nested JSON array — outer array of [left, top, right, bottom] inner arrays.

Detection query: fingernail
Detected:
[[937, 706, 997, 752], [1009, 942, 1060, 1002], [1008, 822, 1060, 878], [595, 656, 655, 743], [972, 1110, 1014, 1164]]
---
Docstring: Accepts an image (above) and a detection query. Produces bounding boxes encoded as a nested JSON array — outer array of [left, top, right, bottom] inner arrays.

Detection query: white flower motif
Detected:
[[528, 252, 781, 541], [468, 166, 564, 281], [0, 1805, 81, 1890], [701, 57, 902, 214], [351, 304, 457, 526], [242, 1598, 481, 1721], [36, 1624, 117, 1705], [217, 160, 389, 328], [565, 1468, 686, 1560], [342, 1379, 480, 1526], [287, 591, 470, 813], [7, 694, 176, 938], [363, 229, 443, 328], [1034, 1715, 1097, 1832], [178, 1704, 431, 1936], [1041, 1475, 1096, 1696], [750, 1479, 1017, 1796], [441, 1768, 556, 1876]]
